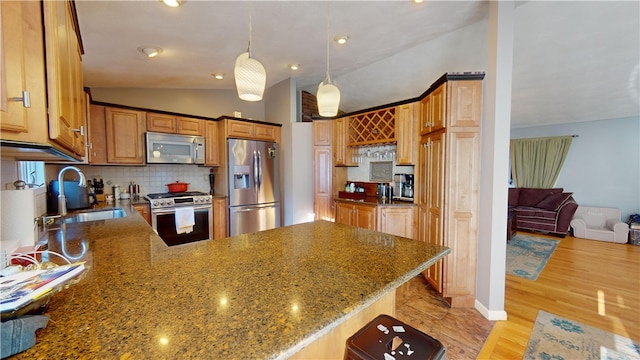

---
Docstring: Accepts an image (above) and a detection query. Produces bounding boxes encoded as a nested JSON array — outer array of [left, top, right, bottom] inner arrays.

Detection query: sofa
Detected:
[[508, 187, 578, 237], [570, 206, 629, 243]]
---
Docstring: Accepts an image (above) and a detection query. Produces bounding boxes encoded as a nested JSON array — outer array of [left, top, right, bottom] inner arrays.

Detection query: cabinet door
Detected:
[[87, 104, 108, 164], [43, 0, 84, 155], [314, 147, 334, 221], [419, 94, 430, 136], [253, 123, 277, 141], [105, 107, 145, 164], [333, 117, 356, 166], [354, 204, 376, 230], [313, 120, 332, 146], [429, 83, 446, 131], [227, 119, 254, 138], [177, 117, 204, 136], [0, 1, 48, 141], [147, 113, 176, 133], [205, 121, 220, 166], [447, 80, 483, 128], [335, 202, 354, 226], [378, 206, 414, 238], [213, 198, 227, 239], [133, 204, 151, 225], [426, 131, 445, 247], [395, 103, 417, 165]]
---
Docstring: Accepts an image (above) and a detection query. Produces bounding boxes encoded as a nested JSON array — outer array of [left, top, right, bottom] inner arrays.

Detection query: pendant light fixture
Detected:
[[234, 3, 266, 102], [317, 2, 341, 117]]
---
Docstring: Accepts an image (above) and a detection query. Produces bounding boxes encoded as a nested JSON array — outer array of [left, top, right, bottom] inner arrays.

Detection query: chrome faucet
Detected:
[[57, 166, 86, 216]]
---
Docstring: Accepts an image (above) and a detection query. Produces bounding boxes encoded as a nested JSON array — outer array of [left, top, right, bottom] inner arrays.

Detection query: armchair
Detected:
[[570, 206, 629, 243]]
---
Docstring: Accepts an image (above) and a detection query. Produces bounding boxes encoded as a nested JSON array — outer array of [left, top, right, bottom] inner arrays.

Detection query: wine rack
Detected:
[[348, 107, 396, 146]]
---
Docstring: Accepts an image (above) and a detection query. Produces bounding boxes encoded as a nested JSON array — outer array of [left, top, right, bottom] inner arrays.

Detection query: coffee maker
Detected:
[[393, 173, 414, 200], [402, 174, 414, 199]]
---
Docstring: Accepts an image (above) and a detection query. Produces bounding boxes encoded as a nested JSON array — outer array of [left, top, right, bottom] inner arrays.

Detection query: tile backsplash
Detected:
[[50, 164, 213, 196]]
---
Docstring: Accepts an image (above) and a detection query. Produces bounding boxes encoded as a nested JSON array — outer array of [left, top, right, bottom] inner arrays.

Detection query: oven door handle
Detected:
[[151, 206, 210, 214]]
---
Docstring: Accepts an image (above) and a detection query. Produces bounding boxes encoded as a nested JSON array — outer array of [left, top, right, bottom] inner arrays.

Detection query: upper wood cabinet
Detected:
[[105, 107, 146, 164], [205, 121, 221, 166], [1, 1, 48, 140], [333, 117, 357, 167], [226, 119, 279, 142], [395, 102, 419, 165], [348, 107, 396, 146], [43, 0, 85, 156], [147, 112, 205, 136], [0, 0, 84, 160]]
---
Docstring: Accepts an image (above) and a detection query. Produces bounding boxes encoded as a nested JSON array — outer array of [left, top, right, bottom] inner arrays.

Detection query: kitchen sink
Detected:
[[62, 208, 127, 223]]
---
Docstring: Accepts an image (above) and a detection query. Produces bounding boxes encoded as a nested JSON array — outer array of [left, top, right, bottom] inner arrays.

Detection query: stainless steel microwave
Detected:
[[146, 132, 205, 164]]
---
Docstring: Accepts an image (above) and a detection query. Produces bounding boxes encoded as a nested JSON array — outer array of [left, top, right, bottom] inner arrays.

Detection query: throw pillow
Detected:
[[518, 188, 563, 207], [536, 192, 574, 211]]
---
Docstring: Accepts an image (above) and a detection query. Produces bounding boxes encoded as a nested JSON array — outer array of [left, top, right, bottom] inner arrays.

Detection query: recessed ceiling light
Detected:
[[334, 35, 349, 45], [212, 73, 225, 80], [413, 0, 424, 3], [137, 46, 163, 58], [288, 64, 300, 71], [161, 0, 183, 7]]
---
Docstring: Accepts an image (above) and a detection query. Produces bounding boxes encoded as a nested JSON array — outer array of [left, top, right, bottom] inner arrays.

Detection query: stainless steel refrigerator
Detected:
[[227, 138, 281, 236]]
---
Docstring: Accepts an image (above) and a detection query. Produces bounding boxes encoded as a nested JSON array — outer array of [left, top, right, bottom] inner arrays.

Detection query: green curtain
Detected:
[[510, 136, 573, 188]]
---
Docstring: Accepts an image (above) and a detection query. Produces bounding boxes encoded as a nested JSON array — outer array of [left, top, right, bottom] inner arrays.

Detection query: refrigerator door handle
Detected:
[[253, 150, 261, 194], [257, 150, 263, 191]]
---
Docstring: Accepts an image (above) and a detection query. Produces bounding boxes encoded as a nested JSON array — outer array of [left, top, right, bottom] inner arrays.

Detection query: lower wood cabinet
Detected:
[[378, 206, 415, 239], [212, 197, 227, 240], [335, 201, 416, 239], [335, 201, 377, 230], [133, 203, 151, 225]]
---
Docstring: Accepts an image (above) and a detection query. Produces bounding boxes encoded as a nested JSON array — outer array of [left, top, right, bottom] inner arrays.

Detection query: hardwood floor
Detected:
[[395, 231, 640, 359]]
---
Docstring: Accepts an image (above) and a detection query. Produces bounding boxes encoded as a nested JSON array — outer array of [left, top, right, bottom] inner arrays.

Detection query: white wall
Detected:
[[511, 116, 640, 221], [90, 87, 265, 120], [264, 78, 314, 226]]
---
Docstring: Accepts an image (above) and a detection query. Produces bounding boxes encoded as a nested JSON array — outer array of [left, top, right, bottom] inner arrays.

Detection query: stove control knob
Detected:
[[153, 201, 160, 207]]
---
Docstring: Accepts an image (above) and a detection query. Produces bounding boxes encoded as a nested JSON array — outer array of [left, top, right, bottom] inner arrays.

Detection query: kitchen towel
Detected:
[[174, 207, 195, 234]]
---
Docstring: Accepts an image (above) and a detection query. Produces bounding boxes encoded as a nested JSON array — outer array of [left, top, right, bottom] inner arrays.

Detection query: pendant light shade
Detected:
[[317, 3, 340, 117], [234, 4, 265, 102], [234, 52, 266, 101], [317, 79, 341, 117]]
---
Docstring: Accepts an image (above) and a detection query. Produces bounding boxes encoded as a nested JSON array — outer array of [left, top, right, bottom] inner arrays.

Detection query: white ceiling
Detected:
[[75, 1, 639, 128]]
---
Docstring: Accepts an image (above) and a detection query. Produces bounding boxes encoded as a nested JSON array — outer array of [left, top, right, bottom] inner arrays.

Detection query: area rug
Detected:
[[506, 234, 559, 280], [524, 310, 640, 360]]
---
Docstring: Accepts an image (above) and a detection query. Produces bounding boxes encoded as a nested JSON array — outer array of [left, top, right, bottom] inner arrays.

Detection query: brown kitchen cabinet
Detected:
[[133, 203, 151, 225], [348, 107, 396, 146], [205, 121, 221, 166], [212, 197, 227, 239], [335, 201, 377, 230], [105, 107, 146, 164], [333, 117, 357, 167], [378, 205, 415, 239], [395, 102, 419, 165], [226, 119, 279, 142], [147, 112, 205, 136], [313, 120, 334, 221], [416, 77, 483, 307], [0, 0, 84, 161], [43, 0, 86, 156]]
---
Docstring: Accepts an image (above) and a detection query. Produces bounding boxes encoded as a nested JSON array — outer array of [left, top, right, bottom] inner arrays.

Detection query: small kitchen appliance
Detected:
[[393, 173, 414, 201], [47, 180, 91, 212], [146, 132, 205, 165]]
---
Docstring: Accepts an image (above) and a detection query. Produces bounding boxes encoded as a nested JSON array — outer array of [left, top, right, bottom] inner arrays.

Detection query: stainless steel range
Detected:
[[145, 191, 212, 246]]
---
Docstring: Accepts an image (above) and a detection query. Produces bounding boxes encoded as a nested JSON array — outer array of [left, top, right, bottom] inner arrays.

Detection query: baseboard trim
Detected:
[[475, 299, 508, 321]]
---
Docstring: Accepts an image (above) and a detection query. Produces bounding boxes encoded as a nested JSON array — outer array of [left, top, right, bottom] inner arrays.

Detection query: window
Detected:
[[17, 161, 45, 187]]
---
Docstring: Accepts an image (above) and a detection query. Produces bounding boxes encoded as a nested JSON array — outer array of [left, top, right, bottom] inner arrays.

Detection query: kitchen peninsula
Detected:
[[10, 204, 449, 359]]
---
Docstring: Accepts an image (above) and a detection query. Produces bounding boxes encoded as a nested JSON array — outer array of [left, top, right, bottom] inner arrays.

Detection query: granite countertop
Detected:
[[334, 196, 416, 206], [9, 204, 448, 359]]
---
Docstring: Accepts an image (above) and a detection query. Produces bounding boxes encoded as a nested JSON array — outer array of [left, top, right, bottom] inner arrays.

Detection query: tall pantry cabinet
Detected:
[[417, 74, 483, 308], [313, 120, 334, 221]]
